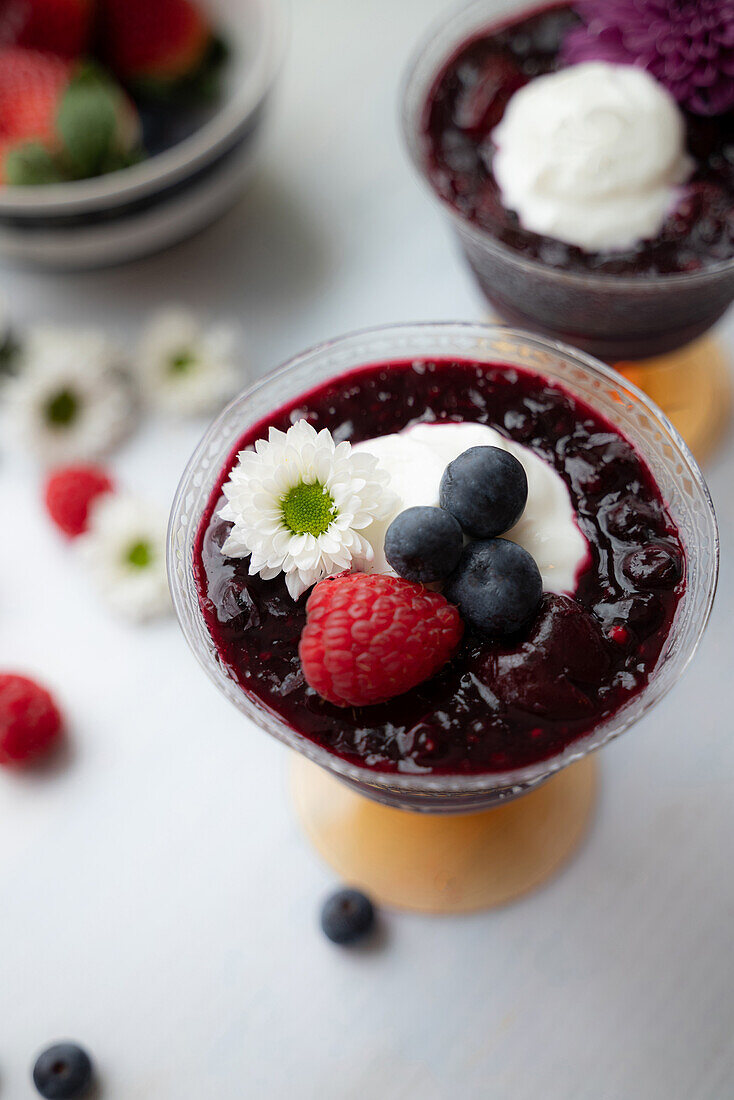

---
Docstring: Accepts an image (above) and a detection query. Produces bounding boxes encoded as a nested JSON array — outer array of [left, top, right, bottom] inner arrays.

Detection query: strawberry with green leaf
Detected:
[[0, 47, 143, 184], [99, 0, 225, 101], [0, 47, 70, 182], [0, 0, 96, 59]]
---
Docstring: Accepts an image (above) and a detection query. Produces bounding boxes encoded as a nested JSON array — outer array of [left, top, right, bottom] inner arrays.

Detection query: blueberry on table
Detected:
[[384, 506, 463, 583], [320, 888, 375, 945], [439, 446, 528, 538], [445, 538, 542, 637], [32, 1043, 93, 1099]]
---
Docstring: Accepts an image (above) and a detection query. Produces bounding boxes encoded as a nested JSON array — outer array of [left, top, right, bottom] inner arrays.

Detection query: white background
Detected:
[[1, 0, 733, 1096]]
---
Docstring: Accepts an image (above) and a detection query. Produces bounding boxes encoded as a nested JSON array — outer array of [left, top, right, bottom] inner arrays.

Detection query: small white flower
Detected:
[[220, 419, 396, 600], [135, 308, 242, 417], [80, 494, 171, 622], [3, 327, 135, 465]]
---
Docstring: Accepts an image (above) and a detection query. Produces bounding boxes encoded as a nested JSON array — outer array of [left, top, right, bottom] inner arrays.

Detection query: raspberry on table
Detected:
[[299, 572, 463, 708], [0, 673, 63, 765], [44, 465, 114, 537]]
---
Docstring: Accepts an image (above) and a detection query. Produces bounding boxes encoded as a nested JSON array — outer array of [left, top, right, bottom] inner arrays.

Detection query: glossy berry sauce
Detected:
[[194, 359, 685, 775], [422, 2, 734, 276]]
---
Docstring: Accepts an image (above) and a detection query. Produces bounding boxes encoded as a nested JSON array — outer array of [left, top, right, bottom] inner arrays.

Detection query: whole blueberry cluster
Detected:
[[384, 445, 542, 637]]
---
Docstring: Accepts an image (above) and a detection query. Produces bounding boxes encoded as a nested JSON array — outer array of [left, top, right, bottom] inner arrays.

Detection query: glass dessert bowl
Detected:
[[169, 323, 717, 910], [402, 0, 734, 457]]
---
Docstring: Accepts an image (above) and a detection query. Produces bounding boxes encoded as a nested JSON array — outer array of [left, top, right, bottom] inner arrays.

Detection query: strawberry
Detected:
[[299, 573, 464, 708], [0, 47, 68, 181], [0, 0, 95, 59], [0, 48, 143, 184], [99, 0, 222, 100]]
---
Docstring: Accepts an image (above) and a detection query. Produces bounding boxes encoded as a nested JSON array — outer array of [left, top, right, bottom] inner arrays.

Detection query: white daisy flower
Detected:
[[3, 327, 135, 465], [135, 308, 242, 417], [220, 419, 396, 600], [80, 494, 171, 622]]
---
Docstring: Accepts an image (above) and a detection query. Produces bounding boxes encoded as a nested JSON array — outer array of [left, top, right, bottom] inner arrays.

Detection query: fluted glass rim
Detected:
[[167, 321, 718, 799]]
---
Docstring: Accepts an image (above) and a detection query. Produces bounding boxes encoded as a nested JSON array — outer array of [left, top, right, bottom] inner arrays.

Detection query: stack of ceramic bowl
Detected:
[[0, 0, 286, 269]]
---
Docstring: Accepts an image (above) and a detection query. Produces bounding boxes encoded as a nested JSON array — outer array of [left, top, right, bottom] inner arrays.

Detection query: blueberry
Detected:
[[445, 538, 542, 637], [439, 446, 527, 538], [32, 1043, 93, 1099], [595, 594, 664, 638], [320, 888, 375, 945], [565, 434, 638, 496], [622, 544, 683, 589], [602, 494, 663, 541], [384, 506, 463, 583]]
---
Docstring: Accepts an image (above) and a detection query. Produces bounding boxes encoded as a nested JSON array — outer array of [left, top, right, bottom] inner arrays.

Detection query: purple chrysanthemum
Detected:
[[562, 0, 734, 116]]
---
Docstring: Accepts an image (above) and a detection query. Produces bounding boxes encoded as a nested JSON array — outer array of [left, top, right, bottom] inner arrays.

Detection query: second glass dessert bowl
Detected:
[[401, 0, 734, 458], [169, 323, 717, 896]]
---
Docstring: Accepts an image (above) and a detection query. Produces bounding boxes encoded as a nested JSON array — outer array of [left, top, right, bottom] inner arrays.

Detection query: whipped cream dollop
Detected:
[[353, 422, 588, 595], [491, 62, 693, 253]]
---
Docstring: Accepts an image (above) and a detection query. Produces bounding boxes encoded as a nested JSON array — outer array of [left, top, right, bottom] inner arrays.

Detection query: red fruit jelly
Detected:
[[194, 359, 684, 775]]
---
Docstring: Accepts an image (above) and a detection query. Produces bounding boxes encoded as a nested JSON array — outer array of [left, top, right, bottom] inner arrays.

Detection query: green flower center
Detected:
[[126, 540, 152, 568], [45, 387, 79, 427], [281, 481, 335, 537], [168, 348, 197, 375]]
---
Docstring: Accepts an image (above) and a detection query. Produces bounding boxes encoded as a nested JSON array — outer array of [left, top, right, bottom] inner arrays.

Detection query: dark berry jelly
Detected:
[[421, 2, 734, 277], [194, 359, 685, 776]]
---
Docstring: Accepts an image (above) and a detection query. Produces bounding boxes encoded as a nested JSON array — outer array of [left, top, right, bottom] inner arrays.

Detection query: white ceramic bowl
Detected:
[[0, 0, 287, 269]]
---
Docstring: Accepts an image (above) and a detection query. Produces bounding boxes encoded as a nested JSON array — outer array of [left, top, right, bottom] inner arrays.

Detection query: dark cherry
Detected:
[[194, 358, 684, 776], [471, 595, 611, 720], [422, 2, 734, 277]]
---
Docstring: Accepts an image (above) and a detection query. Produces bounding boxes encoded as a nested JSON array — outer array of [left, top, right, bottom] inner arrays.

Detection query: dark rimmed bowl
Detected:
[[0, 0, 287, 269]]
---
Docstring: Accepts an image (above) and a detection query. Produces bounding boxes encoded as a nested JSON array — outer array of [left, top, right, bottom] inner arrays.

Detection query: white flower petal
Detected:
[[132, 307, 244, 418], [285, 571, 308, 600], [3, 328, 136, 465], [79, 494, 170, 621], [218, 418, 392, 600]]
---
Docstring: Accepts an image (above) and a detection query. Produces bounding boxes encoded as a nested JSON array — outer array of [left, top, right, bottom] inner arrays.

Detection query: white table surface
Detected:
[[1, 1, 733, 1097]]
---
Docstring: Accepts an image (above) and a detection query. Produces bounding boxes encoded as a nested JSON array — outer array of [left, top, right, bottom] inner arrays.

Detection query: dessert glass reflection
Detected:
[[169, 324, 717, 862], [402, 0, 733, 456]]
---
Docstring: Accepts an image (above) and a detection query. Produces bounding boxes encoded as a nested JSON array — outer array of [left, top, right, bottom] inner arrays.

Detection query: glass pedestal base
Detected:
[[291, 756, 597, 913], [614, 336, 730, 465]]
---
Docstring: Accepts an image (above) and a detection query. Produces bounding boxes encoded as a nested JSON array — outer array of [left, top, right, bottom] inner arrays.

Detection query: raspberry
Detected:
[[299, 573, 463, 708], [0, 674, 63, 765], [44, 465, 114, 537]]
